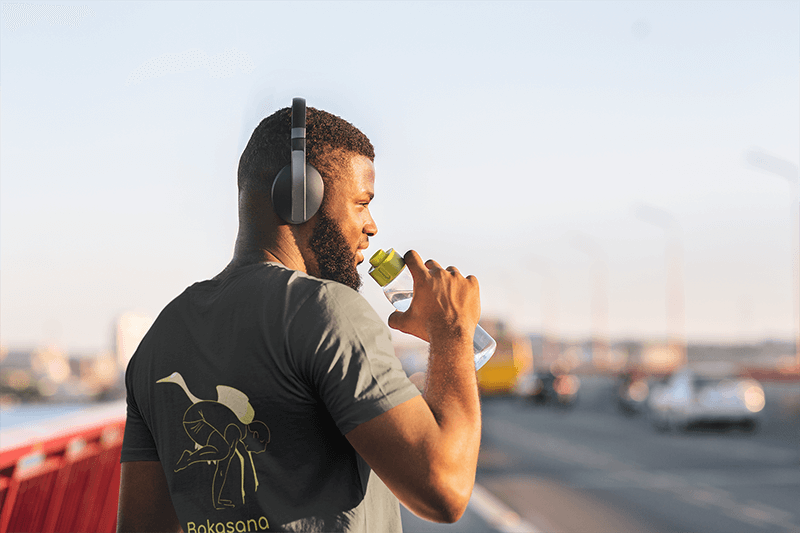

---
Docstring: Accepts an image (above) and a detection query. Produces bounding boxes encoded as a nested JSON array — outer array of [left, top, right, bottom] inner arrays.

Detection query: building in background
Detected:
[[113, 312, 153, 368]]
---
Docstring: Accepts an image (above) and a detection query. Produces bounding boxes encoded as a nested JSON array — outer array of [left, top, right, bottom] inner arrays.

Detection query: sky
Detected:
[[1, 1, 798, 353]]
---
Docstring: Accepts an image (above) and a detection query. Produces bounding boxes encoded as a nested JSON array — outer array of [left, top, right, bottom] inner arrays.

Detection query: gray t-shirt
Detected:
[[121, 262, 420, 532]]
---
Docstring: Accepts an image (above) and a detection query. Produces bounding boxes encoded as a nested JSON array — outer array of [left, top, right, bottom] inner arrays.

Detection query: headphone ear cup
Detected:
[[271, 164, 293, 223], [271, 164, 324, 224], [304, 164, 324, 220]]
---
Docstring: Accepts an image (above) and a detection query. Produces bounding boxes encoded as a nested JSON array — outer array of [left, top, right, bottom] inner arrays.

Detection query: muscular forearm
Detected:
[[425, 330, 481, 427], [418, 328, 482, 521]]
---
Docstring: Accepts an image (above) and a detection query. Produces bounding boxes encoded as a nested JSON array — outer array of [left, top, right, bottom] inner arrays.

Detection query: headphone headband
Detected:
[[291, 97, 306, 151], [271, 97, 324, 224], [290, 98, 307, 220]]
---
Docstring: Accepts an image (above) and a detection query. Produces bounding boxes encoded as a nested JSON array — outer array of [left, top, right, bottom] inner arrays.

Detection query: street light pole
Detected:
[[745, 149, 800, 370], [633, 204, 687, 368], [570, 233, 610, 371]]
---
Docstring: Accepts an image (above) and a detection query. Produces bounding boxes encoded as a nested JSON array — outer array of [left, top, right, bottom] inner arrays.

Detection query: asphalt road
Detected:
[[401, 376, 800, 533]]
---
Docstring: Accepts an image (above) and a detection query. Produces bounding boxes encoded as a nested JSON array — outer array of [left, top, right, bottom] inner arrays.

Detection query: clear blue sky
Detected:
[[1, 1, 798, 352]]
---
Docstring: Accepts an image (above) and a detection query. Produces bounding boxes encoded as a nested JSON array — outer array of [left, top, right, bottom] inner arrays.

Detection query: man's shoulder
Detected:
[[218, 262, 370, 312], [188, 262, 324, 295], [255, 263, 365, 304], [295, 275, 372, 319]]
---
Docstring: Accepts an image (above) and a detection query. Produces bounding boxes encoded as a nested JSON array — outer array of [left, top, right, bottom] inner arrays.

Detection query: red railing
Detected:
[[0, 403, 125, 533]]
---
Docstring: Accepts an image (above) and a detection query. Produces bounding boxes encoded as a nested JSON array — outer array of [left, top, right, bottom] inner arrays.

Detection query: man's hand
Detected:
[[387, 250, 481, 344]]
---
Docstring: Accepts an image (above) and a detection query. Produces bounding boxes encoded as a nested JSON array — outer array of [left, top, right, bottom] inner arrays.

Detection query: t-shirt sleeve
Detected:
[[120, 356, 160, 462], [289, 282, 421, 436]]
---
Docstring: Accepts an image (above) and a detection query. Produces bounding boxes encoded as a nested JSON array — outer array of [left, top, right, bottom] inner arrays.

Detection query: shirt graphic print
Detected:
[[158, 372, 270, 513]]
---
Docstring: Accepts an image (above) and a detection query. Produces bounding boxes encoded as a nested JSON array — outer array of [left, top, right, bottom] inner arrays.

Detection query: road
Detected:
[[401, 376, 800, 533]]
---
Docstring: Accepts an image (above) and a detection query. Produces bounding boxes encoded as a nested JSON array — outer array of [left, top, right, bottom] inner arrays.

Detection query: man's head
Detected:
[[237, 106, 377, 290], [238, 106, 374, 195]]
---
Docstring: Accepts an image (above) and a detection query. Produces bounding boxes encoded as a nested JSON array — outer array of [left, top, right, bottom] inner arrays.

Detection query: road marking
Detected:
[[469, 483, 542, 533], [746, 501, 794, 524], [483, 416, 800, 531]]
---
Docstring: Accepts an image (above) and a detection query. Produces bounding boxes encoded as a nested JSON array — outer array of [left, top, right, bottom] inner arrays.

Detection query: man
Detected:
[[118, 103, 482, 532]]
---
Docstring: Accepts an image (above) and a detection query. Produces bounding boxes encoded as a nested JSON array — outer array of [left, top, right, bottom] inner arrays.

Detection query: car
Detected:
[[646, 363, 765, 432], [513, 367, 580, 408], [615, 371, 652, 416]]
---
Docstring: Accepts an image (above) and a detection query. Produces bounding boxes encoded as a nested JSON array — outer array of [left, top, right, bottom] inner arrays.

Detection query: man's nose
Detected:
[[364, 215, 377, 237]]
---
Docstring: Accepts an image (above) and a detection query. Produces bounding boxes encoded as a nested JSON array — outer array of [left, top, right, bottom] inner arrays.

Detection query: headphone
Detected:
[[271, 97, 324, 224]]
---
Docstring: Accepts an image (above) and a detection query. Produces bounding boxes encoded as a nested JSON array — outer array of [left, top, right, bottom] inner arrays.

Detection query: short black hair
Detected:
[[238, 106, 374, 194]]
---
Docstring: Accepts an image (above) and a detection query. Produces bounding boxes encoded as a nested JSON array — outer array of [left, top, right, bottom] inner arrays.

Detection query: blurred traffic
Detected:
[[4, 314, 798, 430], [513, 364, 581, 408], [647, 363, 765, 432]]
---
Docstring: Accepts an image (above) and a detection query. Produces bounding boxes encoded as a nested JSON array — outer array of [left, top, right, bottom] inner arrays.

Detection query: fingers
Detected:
[[425, 258, 443, 270], [403, 250, 425, 272], [388, 309, 429, 343], [387, 309, 409, 334], [429, 261, 466, 280], [387, 309, 403, 331], [403, 250, 427, 283], [404, 250, 469, 279], [404, 251, 451, 281]]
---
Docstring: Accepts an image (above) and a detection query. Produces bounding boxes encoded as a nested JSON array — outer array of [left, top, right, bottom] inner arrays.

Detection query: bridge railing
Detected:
[[0, 402, 126, 533]]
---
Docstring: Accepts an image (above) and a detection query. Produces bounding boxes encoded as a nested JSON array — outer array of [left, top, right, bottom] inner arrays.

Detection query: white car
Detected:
[[647, 364, 765, 432]]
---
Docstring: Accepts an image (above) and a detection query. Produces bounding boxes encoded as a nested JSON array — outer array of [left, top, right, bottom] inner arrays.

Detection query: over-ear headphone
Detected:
[[271, 97, 324, 224]]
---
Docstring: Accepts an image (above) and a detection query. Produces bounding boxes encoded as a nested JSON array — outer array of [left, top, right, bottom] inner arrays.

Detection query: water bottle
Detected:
[[368, 248, 497, 370]]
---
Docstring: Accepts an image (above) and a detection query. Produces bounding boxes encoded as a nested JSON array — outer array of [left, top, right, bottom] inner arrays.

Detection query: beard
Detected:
[[308, 207, 362, 291]]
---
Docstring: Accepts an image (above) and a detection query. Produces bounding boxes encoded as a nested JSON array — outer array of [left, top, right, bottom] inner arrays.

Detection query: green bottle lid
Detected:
[[368, 248, 405, 287]]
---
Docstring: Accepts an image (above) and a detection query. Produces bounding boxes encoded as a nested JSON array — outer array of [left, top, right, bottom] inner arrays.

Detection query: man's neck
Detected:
[[214, 235, 310, 281]]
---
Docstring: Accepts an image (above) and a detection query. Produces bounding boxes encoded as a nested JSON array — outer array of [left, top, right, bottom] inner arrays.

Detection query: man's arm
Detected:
[[117, 461, 182, 533], [346, 251, 482, 523]]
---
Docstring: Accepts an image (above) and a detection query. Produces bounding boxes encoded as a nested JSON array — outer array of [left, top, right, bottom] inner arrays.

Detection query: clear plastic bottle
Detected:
[[368, 248, 497, 370]]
